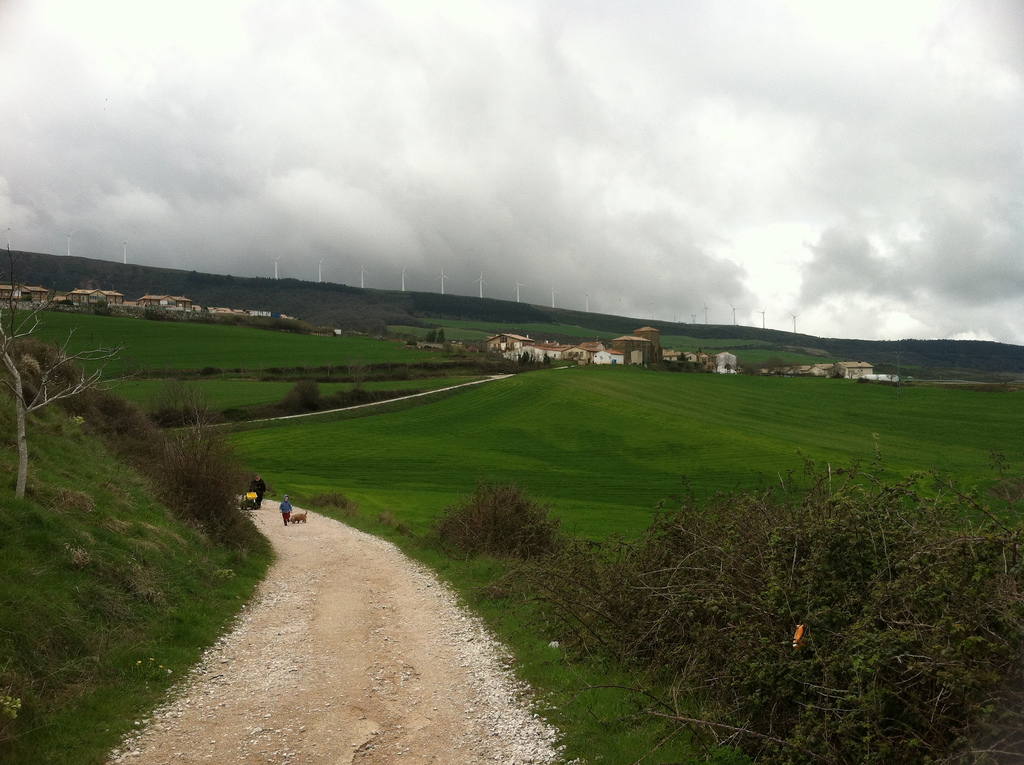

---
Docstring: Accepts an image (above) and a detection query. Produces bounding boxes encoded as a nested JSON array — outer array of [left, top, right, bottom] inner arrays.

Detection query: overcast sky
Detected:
[[1, 0, 1022, 342]]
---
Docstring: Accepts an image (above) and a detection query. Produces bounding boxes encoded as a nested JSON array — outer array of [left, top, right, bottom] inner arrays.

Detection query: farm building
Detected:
[[486, 333, 533, 355], [835, 361, 874, 379], [714, 352, 738, 374], [792, 363, 835, 377], [593, 350, 624, 364], [520, 342, 573, 361], [564, 341, 607, 364]]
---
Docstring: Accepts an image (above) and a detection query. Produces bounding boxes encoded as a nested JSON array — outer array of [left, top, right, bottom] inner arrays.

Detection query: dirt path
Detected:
[[261, 375, 515, 423], [107, 501, 561, 764]]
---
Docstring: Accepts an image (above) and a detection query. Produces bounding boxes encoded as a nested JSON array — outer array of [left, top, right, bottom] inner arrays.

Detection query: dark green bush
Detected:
[[519, 464, 1024, 764], [157, 422, 260, 549], [281, 379, 321, 412], [435, 480, 561, 559]]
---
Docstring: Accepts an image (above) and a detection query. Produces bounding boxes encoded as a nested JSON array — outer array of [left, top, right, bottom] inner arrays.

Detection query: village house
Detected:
[[593, 349, 624, 364], [0, 283, 51, 303], [65, 288, 124, 305], [563, 341, 606, 365], [485, 333, 533, 355], [835, 361, 874, 379], [521, 341, 574, 361], [714, 352, 738, 374], [662, 349, 682, 362], [137, 294, 196, 311]]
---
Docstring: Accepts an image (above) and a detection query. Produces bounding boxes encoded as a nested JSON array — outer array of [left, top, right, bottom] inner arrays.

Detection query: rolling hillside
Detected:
[[10, 250, 1024, 374], [229, 367, 1024, 538]]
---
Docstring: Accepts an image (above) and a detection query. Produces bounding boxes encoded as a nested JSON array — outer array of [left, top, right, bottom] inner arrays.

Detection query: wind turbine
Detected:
[[122, 240, 127, 265], [790, 312, 800, 333], [514, 281, 525, 303], [317, 259, 324, 283], [399, 267, 407, 292], [475, 272, 486, 298], [702, 301, 709, 325], [359, 264, 368, 289], [66, 230, 75, 257], [273, 256, 281, 280], [437, 269, 448, 295], [584, 292, 589, 312], [4, 227, 10, 250], [729, 302, 737, 325], [758, 307, 766, 329], [550, 286, 556, 308]]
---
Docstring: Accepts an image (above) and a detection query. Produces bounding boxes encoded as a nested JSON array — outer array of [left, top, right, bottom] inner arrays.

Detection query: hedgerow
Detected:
[[516, 462, 1024, 764]]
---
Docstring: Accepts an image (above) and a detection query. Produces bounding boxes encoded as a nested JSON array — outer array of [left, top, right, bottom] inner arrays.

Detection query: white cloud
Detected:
[[0, 0, 1021, 341]]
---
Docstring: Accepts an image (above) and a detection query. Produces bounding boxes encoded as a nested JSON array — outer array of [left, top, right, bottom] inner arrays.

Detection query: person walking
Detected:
[[250, 474, 267, 508], [280, 495, 293, 526]]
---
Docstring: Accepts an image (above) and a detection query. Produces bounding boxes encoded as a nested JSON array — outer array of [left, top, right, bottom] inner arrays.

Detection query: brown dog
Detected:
[[289, 510, 308, 524]]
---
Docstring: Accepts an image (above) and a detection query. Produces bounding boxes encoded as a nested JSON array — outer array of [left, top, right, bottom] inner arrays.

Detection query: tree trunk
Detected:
[[15, 395, 28, 499]]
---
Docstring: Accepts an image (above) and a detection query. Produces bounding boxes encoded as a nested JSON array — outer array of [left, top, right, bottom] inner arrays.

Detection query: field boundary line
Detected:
[[247, 374, 514, 424]]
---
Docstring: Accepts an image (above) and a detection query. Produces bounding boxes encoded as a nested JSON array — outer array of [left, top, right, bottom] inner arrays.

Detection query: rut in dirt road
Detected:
[[107, 501, 562, 764]]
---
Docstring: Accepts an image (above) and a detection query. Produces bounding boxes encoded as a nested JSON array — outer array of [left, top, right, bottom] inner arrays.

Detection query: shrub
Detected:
[[148, 380, 221, 428], [281, 379, 321, 413], [434, 480, 561, 559], [61, 387, 163, 464], [518, 464, 1024, 764], [156, 422, 260, 548], [376, 510, 411, 535]]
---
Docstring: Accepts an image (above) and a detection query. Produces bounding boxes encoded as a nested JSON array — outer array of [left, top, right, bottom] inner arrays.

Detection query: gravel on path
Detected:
[[107, 501, 563, 764]]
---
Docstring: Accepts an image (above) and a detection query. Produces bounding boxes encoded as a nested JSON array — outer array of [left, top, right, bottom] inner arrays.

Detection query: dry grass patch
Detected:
[[47, 489, 95, 514]]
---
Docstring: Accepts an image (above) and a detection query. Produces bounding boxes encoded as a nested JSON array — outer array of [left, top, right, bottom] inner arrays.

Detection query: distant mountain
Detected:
[[9, 250, 1024, 375]]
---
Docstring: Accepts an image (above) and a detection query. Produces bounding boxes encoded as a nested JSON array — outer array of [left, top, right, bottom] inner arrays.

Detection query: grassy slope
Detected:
[[229, 366, 1023, 539], [0, 407, 271, 764], [32, 313, 439, 372]]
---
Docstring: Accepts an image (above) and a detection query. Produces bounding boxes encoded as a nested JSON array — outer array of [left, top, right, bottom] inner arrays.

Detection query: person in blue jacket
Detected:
[[280, 495, 293, 525]]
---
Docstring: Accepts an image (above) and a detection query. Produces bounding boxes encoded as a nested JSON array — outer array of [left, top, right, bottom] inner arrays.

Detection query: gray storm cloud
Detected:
[[0, 0, 1021, 339]]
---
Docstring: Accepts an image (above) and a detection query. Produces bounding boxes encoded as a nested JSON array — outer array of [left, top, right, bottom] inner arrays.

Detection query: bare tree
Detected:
[[1, 250, 122, 498]]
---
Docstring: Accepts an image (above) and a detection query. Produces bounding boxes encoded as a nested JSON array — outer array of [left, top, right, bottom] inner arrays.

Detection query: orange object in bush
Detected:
[[793, 624, 805, 649]]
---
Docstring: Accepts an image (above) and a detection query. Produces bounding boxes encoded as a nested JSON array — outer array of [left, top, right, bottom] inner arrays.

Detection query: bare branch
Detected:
[[647, 712, 835, 764]]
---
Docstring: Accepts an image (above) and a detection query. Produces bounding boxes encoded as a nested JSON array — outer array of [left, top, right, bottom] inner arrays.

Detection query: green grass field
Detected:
[[230, 366, 1024, 539], [32, 313, 439, 373]]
